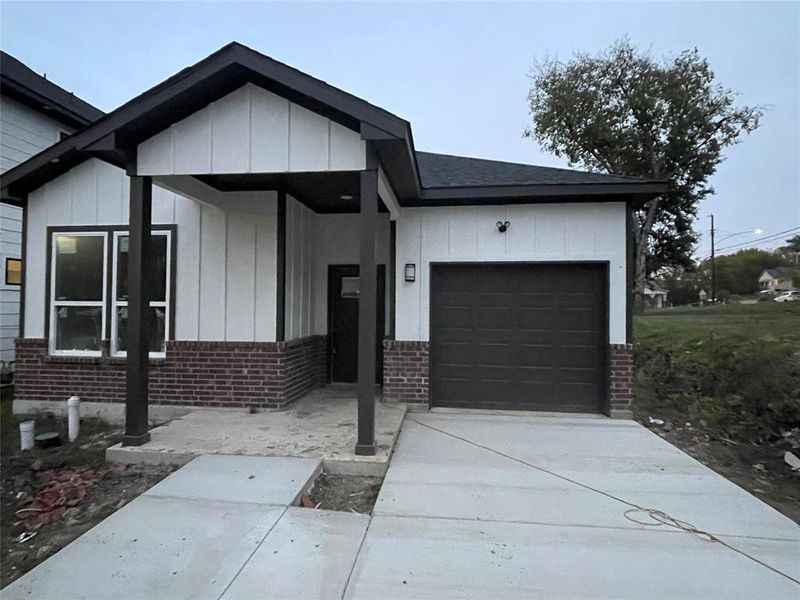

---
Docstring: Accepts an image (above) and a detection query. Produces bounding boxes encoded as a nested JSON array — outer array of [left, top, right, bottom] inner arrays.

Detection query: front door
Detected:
[[328, 265, 386, 383]]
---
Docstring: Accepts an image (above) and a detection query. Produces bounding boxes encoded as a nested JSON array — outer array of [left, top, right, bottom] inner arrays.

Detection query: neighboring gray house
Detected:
[[758, 268, 794, 292], [1, 43, 666, 453], [0, 51, 103, 366]]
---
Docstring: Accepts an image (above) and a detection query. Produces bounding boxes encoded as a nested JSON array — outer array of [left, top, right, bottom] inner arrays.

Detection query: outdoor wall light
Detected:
[[404, 263, 416, 282], [496, 220, 511, 233]]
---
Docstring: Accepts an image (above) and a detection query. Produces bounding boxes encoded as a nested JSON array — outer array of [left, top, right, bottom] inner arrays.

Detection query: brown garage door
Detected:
[[430, 263, 607, 412]]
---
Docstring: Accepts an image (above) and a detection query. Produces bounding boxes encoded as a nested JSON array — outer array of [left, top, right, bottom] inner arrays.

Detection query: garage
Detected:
[[430, 263, 608, 413]]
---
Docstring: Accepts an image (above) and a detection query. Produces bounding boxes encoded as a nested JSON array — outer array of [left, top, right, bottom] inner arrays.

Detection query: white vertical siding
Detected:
[[284, 196, 316, 340], [394, 203, 628, 344], [311, 213, 391, 335], [23, 158, 279, 342], [137, 84, 366, 176]]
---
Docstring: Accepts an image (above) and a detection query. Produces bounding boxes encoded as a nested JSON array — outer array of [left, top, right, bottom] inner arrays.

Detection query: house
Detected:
[[0, 51, 103, 367], [643, 283, 668, 308], [758, 268, 794, 292], [0, 42, 666, 454]]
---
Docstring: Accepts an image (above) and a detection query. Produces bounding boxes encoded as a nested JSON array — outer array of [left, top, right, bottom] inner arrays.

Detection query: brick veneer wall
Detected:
[[382, 340, 430, 407], [15, 335, 327, 409], [608, 343, 634, 418]]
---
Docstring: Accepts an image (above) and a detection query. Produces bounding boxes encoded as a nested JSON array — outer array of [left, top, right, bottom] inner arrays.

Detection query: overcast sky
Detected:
[[2, 1, 797, 256]]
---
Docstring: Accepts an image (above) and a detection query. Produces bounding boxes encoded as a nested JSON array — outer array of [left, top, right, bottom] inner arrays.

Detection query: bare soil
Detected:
[[307, 473, 383, 514], [1, 392, 175, 588], [634, 408, 800, 523]]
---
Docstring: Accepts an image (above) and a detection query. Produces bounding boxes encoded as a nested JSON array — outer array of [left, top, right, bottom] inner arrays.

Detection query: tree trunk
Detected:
[[633, 198, 661, 315]]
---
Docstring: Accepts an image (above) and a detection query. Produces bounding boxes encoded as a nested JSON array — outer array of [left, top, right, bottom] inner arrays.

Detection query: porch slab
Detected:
[[107, 385, 407, 475]]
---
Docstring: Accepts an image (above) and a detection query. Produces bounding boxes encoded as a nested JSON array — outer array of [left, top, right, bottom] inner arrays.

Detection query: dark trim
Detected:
[[417, 182, 667, 204], [428, 260, 611, 414], [1, 51, 105, 128], [388, 220, 396, 339], [626, 208, 635, 344], [18, 202, 27, 337], [356, 157, 378, 456], [124, 176, 152, 446], [4, 257, 21, 286], [43, 224, 177, 353], [275, 191, 287, 342]]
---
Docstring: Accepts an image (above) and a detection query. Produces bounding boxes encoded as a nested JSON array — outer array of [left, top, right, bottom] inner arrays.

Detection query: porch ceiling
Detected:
[[195, 171, 389, 213]]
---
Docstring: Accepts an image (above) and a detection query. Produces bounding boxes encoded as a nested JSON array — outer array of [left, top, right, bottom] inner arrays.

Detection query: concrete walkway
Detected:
[[346, 412, 800, 599], [5, 413, 799, 599], [3, 455, 370, 600]]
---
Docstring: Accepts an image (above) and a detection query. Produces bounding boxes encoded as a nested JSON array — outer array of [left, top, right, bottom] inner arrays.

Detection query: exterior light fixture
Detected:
[[496, 221, 510, 233], [404, 263, 416, 282], [340, 194, 354, 200]]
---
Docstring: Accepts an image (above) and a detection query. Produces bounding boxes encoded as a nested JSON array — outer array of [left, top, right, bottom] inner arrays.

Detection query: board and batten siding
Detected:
[[137, 83, 366, 176], [24, 158, 279, 343], [394, 202, 628, 344]]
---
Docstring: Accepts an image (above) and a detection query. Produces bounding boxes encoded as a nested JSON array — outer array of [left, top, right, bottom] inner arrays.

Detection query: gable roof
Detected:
[[1, 51, 104, 128], [761, 268, 794, 279], [1, 42, 667, 206]]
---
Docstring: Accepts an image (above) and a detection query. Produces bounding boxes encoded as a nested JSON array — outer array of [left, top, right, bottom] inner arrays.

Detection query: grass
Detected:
[[636, 301, 800, 348]]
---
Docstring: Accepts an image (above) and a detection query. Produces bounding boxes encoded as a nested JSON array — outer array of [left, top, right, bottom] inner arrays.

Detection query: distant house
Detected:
[[643, 283, 668, 308], [758, 268, 795, 292]]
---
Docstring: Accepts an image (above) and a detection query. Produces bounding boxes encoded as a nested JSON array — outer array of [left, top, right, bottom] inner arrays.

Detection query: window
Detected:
[[5, 258, 21, 285], [48, 228, 173, 357], [111, 231, 171, 357], [49, 232, 107, 355]]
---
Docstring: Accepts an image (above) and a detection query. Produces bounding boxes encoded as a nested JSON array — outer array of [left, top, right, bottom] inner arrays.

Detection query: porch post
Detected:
[[356, 157, 378, 456], [123, 175, 152, 446]]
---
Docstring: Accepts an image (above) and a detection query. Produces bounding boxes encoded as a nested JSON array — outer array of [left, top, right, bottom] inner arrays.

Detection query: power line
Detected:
[[715, 226, 799, 252], [696, 226, 800, 261]]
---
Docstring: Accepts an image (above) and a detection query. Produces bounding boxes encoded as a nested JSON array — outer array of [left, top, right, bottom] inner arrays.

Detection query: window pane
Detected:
[[54, 306, 102, 352], [117, 234, 167, 302], [6, 258, 21, 285], [341, 277, 360, 298], [54, 235, 104, 301], [115, 306, 166, 354]]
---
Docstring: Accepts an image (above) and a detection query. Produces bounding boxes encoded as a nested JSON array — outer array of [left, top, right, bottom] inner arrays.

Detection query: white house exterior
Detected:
[[1, 43, 665, 453], [0, 51, 103, 366], [758, 268, 794, 292]]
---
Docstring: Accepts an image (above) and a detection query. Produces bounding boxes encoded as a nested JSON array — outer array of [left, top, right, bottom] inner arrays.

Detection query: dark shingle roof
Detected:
[[416, 151, 652, 189], [1, 51, 104, 126]]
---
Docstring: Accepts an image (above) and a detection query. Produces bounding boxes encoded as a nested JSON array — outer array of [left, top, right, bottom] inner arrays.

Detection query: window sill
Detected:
[[45, 355, 167, 366]]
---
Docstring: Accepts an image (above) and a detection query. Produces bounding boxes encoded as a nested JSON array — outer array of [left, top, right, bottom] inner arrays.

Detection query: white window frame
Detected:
[[110, 230, 172, 359], [49, 231, 108, 357]]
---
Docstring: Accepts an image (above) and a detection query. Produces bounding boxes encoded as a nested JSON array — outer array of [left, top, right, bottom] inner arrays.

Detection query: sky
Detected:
[[1, 1, 798, 257]]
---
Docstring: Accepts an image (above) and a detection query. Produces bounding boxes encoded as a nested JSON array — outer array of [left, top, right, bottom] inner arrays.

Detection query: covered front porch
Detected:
[[107, 385, 407, 476]]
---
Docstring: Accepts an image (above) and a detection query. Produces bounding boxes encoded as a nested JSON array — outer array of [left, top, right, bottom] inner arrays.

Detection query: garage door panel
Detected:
[[431, 263, 606, 413]]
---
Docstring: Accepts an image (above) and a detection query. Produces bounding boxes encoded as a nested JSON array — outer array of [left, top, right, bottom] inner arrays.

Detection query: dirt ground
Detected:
[[1, 390, 175, 589], [635, 408, 800, 523], [307, 473, 383, 514]]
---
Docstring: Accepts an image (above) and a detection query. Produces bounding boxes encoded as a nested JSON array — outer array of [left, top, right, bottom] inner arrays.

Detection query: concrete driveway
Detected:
[[5, 413, 799, 599], [345, 411, 800, 599]]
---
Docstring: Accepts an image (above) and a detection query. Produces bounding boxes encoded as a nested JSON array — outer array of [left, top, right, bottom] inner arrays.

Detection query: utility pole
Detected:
[[709, 213, 716, 304]]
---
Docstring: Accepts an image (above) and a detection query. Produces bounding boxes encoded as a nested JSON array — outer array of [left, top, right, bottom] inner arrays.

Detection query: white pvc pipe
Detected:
[[67, 396, 80, 442], [20, 421, 34, 451]]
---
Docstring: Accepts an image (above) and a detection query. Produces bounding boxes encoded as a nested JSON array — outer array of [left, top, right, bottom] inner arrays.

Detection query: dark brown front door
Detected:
[[328, 265, 386, 383], [430, 263, 607, 412]]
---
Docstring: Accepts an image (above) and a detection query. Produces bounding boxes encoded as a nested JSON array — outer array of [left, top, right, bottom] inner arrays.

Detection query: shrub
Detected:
[[634, 335, 800, 439]]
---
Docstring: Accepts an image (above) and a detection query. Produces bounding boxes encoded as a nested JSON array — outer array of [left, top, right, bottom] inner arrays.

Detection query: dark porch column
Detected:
[[123, 175, 153, 446], [356, 162, 378, 456]]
